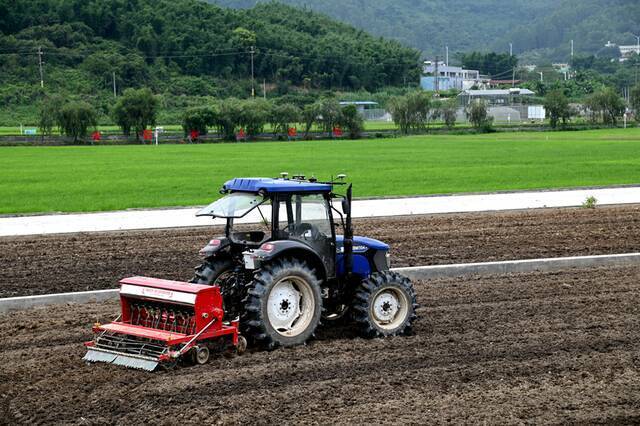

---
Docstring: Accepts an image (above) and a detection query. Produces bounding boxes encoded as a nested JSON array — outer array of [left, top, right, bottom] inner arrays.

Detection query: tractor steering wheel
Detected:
[[293, 222, 320, 240]]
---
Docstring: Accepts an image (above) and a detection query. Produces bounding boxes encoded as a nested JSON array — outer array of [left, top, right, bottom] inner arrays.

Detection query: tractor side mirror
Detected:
[[341, 198, 350, 215]]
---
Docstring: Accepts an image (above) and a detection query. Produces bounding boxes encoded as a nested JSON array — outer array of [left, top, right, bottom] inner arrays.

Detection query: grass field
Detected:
[[0, 128, 639, 214]]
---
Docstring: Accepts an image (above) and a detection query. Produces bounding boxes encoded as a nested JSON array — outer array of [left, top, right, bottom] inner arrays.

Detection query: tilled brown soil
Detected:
[[1, 265, 639, 424], [1, 205, 639, 297]]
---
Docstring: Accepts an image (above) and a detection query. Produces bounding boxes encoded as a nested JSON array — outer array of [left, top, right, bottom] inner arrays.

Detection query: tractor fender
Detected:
[[250, 240, 328, 281], [198, 237, 231, 258]]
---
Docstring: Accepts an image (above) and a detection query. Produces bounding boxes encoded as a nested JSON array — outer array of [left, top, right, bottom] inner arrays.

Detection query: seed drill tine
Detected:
[[112, 354, 158, 371]]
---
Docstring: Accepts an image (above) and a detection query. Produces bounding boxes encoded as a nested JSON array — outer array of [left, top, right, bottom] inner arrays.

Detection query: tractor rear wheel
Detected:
[[351, 272, 417, 337], [191, 258, 246, 320], [241, 258, 322, 349], [190, 258, 234, 285]]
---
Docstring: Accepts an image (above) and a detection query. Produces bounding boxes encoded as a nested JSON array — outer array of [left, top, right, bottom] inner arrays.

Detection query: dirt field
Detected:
[[1, 265, 639, 424], [1, 204, 640, 297]]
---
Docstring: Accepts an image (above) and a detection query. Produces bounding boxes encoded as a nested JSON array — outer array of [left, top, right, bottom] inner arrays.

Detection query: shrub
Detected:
[[582, 196, 597, 209], [182, 106, 216, 135], [438, 98, 458, 129], [339, 104, 364, 139], [466, 100, 494, 132]]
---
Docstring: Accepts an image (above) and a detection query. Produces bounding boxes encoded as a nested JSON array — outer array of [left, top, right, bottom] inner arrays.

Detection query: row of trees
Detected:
[[386, 92, 493, 133], [39, 88, 158, 142], [544, 86, 631, 128], [38, 83, 639, 142], [182, 98, 364, 140]]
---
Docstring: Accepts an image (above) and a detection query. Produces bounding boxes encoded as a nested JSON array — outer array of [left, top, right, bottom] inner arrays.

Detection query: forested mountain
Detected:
[[213, 0, 640, 62], [0, 0, 419, 122]]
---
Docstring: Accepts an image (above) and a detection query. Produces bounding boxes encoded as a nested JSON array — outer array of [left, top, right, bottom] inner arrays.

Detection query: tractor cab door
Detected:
[[275, 193, 336, 277]]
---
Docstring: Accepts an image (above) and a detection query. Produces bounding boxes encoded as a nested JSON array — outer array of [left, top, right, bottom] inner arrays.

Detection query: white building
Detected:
[[421, 61, 484, 91], [619, 45, 640, 58]]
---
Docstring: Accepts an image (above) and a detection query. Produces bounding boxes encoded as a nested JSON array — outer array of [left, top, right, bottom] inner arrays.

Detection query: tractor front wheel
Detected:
[[241, 258, 322, 349], [351, 272, 417, 337]]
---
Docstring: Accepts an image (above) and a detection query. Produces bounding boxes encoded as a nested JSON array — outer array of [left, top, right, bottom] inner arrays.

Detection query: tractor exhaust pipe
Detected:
[[343, 184, 353, 277]]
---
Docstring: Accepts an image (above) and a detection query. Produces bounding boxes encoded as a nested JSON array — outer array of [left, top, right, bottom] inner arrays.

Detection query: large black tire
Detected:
[[241, 258, 322, 349], [191, 258, 245, 321], [190, 258, 234, 285], [351, 272, 417, 338]]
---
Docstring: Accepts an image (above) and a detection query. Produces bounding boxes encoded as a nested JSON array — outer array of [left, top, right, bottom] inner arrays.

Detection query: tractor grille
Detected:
[[128, 301, 197, 335]]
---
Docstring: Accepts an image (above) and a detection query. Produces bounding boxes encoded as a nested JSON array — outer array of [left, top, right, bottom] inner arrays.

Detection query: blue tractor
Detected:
[[191, 175, 417, 348]]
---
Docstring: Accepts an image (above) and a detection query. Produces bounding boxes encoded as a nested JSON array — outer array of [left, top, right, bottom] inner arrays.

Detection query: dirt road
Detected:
[[1, 204, 639, 297]]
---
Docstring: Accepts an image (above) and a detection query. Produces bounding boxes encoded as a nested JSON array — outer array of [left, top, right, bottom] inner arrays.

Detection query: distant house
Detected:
[[457, 88, 544, 123], [619, 45, 640, 58], [420, 60, 485, 91], [339, 101, 379, 113], [339, 101, 387, 121], [458, 88, 536, 106]]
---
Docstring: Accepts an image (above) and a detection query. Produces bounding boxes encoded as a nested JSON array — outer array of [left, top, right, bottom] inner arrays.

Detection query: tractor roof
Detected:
[[222, 178, 333, 194]]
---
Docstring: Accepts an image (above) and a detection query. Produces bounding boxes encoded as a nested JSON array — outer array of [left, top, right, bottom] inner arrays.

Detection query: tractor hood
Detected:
[[336, 235, 389, 252]]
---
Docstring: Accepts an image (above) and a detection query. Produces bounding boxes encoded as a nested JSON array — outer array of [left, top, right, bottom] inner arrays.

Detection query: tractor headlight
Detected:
[[385, 252, 391, 268]]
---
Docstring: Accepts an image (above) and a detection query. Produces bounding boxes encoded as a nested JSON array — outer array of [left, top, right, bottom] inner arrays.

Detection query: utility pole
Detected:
[[512, 67, 516, 88], [539, 71, 544, 82], [509, 42, 513, 57], [570, 39, 574, 58], [37, 46, 44, 88], [434, 55, 439, 93], [445, 46, 449, 66], [250, 46, 255, 98], [112, 72, 117, 98]]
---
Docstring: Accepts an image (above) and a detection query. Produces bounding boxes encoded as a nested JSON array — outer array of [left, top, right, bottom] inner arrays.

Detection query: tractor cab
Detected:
[[196, 176, 356, 280]]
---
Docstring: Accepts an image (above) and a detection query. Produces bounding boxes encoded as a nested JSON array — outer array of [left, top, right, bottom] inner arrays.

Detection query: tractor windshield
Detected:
[[196, 193, 266, 218]]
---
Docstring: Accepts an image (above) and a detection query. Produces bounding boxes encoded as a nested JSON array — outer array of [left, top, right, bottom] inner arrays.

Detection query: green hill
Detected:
[[213, 0, 640, 62], [0, 0, 419, 124]]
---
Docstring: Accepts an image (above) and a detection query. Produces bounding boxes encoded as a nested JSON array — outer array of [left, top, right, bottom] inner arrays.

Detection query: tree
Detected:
[[339, 104, 364, 139], [630, 83, 640, 121], [317, 98, 342, 135], [38, 95, 64, 139], [438, 98, 458, 129], [182, 106, 216, 135], [388, 95, 411, 134], [302, 102, 322, 137], [460, 52, 517, 77], [585, 87, 625, 125], [112, 88, 159, 141], [466, 100, 494, 132], [269, 103, 301, 136], [406, 91, 432, 131], [238, 99, 270, 138], [57, 101, 97, 143], [388, 91, 433, 134], [543, 90, 572, 129], [214, 98, 243, 140]]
